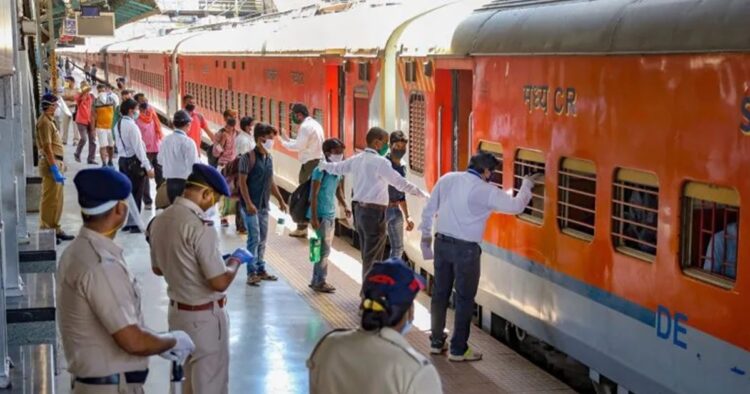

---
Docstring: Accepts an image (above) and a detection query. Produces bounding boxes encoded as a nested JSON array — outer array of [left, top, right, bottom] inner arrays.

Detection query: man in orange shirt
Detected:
[[75, 82, 98, 165], [183, 94, 214, 156]]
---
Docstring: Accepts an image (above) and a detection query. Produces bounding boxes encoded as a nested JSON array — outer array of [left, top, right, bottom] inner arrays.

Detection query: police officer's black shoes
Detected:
[[430, 334, 449, 354], [56, 232, 74, 242]]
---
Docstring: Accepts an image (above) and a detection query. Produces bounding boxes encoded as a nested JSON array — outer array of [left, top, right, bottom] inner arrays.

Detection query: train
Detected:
[[60, 0, 750, 393]]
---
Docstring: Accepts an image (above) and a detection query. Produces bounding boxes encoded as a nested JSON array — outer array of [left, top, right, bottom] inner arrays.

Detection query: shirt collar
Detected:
[[78, 227, 124, 258], [364, 148, 378, 155], [174, 129, 186, 136], [174, 196, 205, 216], [375, 327, 410, 347]]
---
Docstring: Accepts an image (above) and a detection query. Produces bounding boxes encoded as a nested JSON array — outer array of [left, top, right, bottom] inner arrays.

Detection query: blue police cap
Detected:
[[74, 168, 132, 215], [362, 258, 425, 307], [41, 93, 58, 106], [189, 164, 230, 196]]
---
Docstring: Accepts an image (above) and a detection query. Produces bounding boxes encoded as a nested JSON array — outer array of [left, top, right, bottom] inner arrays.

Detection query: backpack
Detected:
[[288, 171, 328, 223], [223, 150, 256, 199]]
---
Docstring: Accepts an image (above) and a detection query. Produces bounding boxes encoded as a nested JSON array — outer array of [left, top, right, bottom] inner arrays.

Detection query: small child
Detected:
[[308, 138, 350, 293]]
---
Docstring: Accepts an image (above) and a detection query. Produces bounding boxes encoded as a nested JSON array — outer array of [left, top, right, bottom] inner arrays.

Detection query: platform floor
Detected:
[[40, 68, 573, 393]]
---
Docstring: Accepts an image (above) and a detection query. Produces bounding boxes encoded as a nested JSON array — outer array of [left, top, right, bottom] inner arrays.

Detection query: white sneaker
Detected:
[[430, 342, 448, 355], [289, 228, 307, 238], [448, 347, 483, 362]]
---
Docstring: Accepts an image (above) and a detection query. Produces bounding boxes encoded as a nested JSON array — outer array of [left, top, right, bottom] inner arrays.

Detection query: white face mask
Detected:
[[400, 320, 413, 335], [132, 111, 140, 119], [328, 154, 343, 163], [262, 138, 274, 150]]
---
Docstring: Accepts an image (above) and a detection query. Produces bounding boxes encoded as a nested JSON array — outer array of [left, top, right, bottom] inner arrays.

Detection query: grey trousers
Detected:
[[353, 203, 387, 282], [75, 123, 97, 162]]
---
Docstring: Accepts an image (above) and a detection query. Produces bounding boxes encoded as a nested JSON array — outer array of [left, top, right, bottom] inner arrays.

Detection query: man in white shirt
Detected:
[[114, 99, 154, 233], [319, 127, 428, 284], [280, 103, 324, 237], [419, 152, 541, 362], [158, 110, 199, 204]]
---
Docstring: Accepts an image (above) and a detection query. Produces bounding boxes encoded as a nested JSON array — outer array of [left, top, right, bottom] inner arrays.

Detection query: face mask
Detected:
[[292, 116, 302, 125], [133, 111, 140, 119], [262, 138, 274, 150], [400, 320, 413, 336], [378, 143, 389, 156], [391, 148, 406, 160], [328, 154, 343, 163], [226, 117, 237, 127], [185, 103, 196, 112]]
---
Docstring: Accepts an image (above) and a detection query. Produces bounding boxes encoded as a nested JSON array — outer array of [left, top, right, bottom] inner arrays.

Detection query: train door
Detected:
[[325, 64, 343, 139], [338, 65, 346, 141], [435, 69, 473, 175], [353, 85, 369, 151]]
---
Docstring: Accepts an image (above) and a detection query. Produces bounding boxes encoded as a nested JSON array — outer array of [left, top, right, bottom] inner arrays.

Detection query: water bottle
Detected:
[[275, 217, 285, 236], [309, 228, 321, 264]]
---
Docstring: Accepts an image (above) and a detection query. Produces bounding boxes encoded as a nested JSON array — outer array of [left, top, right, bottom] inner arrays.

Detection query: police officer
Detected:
[[307, 259, 442, 394], [148, 164, 253, 394], [57, 168, 195, 394]]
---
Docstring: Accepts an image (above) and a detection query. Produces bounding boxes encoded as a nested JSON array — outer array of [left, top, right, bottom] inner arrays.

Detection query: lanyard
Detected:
[[467, 169, 483, 179]]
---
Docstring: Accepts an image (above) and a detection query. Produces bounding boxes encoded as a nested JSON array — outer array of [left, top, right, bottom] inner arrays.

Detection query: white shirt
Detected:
[[115, 115, 152, 172], [419, 171, 534, 243], [235, 131, 255, 155], [158, 129, 198, 179], [282, 116, 324, 164], [320, 148, 425, 206]]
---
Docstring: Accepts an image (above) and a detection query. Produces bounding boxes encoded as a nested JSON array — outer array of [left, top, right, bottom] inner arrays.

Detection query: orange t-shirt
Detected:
[[188, 111, 208, 151]]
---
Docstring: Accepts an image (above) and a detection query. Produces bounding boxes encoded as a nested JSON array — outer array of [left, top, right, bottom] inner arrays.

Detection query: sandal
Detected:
[[258, 272, 278, 281], [312, 282, 336, 293]]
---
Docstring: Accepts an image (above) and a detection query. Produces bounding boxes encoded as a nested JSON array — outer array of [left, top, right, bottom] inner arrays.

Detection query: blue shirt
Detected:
[[387, 155, 406, 203], [307, 168, 341, 220], [703, 222, 737, 279], [239, 148, 273, 210]]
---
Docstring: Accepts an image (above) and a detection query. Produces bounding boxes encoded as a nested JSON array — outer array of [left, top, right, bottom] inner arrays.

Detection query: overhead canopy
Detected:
[[53, 0, 160, 37]]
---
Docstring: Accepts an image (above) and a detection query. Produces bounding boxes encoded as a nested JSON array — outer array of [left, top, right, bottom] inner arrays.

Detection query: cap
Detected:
[[74, 168, 132, 215], [362, 258, 425, 308], [173, 110, 192, 125], [41, 93, 59, 105], [80, 81, 91, 92], [189, 163, 231, 196]]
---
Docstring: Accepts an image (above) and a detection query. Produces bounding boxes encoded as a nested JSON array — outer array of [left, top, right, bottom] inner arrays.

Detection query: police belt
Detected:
[[75, 369, 148, 385], [170, 296, 226, 311]]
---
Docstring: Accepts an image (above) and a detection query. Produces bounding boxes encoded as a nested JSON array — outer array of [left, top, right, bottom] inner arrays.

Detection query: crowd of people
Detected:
[[38, 64, 553, 393]]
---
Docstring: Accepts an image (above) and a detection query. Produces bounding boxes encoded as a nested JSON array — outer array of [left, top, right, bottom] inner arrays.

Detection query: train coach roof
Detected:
[[177, 22, 281, 55], [454, 0, 750, 55], [397, 0, 486, 57], [107, 32, 201, 54]]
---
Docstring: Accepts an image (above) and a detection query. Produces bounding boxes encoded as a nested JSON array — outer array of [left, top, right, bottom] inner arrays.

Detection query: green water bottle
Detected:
[[309, 228, 321, 264]]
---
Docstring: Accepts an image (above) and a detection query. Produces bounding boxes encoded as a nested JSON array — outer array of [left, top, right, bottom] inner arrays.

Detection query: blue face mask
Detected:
[[400, 320, 413, 335]]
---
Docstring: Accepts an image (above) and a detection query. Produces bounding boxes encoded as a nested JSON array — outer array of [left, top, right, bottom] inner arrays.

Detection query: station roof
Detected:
[[53, 0, 160, 36]]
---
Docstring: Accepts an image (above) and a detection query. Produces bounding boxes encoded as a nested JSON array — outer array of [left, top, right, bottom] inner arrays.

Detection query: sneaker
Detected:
[[448, 348, 483, 362], [312, 282, 336, 293], [56, 232, 74, 242], [430, 341, 449, 355], [246, 275, 261, 286], [87, 160, 98, 165], [73, 154, 81, 163], [289, 228, 307, 238], [258, 272, 278, 281], [144, 203, 153, 209], [107, 161, 114, 167]]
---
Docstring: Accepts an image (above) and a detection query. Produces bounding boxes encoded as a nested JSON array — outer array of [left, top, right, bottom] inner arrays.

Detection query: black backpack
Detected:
[[288, 172, 328, 223]]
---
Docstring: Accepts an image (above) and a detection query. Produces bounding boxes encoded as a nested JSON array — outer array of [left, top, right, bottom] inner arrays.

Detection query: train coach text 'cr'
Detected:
[[523, 85, 577, 116]]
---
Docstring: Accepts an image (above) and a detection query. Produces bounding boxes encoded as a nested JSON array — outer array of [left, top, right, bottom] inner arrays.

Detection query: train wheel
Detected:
[[503, 321, 520, 350]]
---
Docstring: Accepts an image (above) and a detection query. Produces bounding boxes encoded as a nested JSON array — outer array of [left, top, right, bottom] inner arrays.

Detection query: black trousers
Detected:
[[118, 157, 146, 212], [142, 153, 164, 205], [353, 202, 387, 282], [167, 178, 187, 204]]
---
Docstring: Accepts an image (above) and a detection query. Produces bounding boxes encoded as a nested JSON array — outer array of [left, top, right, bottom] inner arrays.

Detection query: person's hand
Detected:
[[229, 248, 254, 265], [160, 331, 195, 364], [278, 201, 288, 213], [524, 172, 544, 186], [50, 164, 66, 184], [245, 203, 258, 215], [311, 217, 320, 231], [147, 169, 155, 179], [344, 208, 352, 219], [405, 217, 415, 232], [416, 189, 429, 199]]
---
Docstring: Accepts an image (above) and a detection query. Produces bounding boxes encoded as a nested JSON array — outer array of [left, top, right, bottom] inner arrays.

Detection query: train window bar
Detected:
[[611, 168, 659, 262], [408, 92, 426, 175], [680, 182, 739, 289], [477, 140, 503, 188], [270, 99, 277, 128], [245, 94, 251, 117], [260, 97, 266, 123], [557, 158, 597, 241], [313, 109, 324, 130], [514, 149, 545, 224], [278, 102, 286, 132], [288, 103, 299, 139], [252, 96, 258, 119]]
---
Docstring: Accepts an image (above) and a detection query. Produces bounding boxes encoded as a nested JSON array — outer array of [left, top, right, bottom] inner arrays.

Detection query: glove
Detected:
[[229, 248, 254, 265], [160, 330, 195, 364], [50, 164, 66, 184], [522, 173, 544, 188]]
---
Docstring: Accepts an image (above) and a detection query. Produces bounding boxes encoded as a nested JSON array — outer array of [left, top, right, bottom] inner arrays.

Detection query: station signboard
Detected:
[[76, 9, 115, 37]]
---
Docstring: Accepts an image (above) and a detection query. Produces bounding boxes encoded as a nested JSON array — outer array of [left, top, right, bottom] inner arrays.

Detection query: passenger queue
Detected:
[[41, 73, 542, 393]]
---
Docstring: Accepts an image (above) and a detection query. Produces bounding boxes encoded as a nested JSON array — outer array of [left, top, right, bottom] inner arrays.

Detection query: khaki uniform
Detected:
[[308, 327, 443, 394], [57, 228, 148, 394], [149, 197, 229, 394], [35, 114, 65, 234]]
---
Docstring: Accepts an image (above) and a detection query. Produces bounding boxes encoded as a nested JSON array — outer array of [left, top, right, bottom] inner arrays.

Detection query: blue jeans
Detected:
[[312, 218, 335, 286], [240, 205, 269, 277], [386, 206, 405, 259], [430, 234, 481, 356]]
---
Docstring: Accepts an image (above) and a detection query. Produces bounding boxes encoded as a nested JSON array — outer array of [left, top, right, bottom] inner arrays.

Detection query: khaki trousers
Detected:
[[73, 378, 144, 394], [38, 157, 64, 233], [168, 301, 229, 394]]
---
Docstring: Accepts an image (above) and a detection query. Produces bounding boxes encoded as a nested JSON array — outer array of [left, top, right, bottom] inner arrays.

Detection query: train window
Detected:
[[260, 98, 266, 122], [278, 102, 286, 132], [289, 103, 299, 138], [408, 92, 425, 173], [242, 62, 246, 70], [252, 96, 258, 119], [223, 61, 227, 69], [557, 158, 597, 241], [680, 182, 739, 288], [269, 99, 276, 127], [313, 108, 323, 128], [232, 61, 236, 70], [215, 60, 219, 68], [477, 140, 503, 188], [612, 168, 659, 262], [514, 149, 546, 224]]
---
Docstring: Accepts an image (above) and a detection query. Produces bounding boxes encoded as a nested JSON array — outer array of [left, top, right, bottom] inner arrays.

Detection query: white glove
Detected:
[[159, 330, 195, 364], [522, 173, 544, 188]]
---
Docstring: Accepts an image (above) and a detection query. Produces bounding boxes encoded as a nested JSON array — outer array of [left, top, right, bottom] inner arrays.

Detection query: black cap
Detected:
[[173, 110, 192, 125]]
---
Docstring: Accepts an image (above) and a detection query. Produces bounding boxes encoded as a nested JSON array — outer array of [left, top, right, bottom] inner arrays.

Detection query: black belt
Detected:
[[436, 233, 478, 246], [75, 369, 149, 385], [54, 155, 64, 161], [353, 201, 387, 211]]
